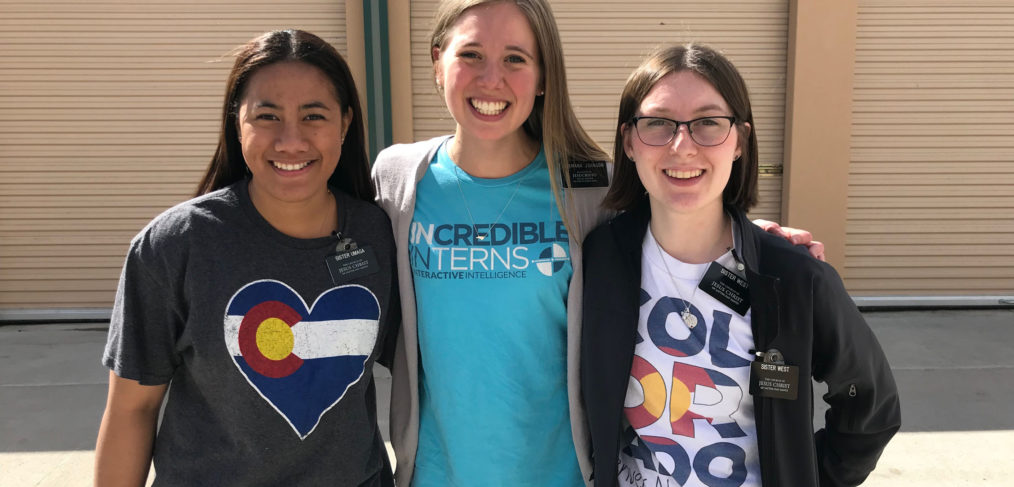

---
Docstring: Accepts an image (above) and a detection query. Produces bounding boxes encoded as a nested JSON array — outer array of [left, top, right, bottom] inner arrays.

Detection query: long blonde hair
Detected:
[[430, 0, 608, 237]]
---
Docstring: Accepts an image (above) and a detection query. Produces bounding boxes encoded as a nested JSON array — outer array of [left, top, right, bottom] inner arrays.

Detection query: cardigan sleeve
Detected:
[[810, 262, 902, 486]]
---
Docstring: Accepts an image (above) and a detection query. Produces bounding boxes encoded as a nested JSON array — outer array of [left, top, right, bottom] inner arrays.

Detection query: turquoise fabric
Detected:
[[409, 143, 581, 486]]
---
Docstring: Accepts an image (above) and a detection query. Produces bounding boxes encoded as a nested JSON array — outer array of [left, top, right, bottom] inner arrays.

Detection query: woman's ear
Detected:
[[432, 47, 445, 91], [622, 123, 635, 161], [342, 109, 353, 140], [737, 121, 752, 160]]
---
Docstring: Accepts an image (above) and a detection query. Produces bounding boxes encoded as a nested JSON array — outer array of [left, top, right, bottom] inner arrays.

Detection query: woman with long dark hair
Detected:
[[95, 30, 398, 486]]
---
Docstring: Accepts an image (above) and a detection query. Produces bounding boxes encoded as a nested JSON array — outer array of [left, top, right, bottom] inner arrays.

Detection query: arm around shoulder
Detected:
[[810, 263, 901, 486]]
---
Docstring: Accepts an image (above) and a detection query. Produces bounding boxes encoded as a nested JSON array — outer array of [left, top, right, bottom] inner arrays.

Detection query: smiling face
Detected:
[[432, 2, 542, 146], [237, 61, 351, 208], [625, 70, 747, 218]]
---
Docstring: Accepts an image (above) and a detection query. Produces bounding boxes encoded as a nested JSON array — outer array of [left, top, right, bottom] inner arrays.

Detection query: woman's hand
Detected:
[[753, 219, 826, 261]]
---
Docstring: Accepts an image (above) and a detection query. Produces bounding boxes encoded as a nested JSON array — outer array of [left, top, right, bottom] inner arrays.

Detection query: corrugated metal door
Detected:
[[0, 1, 347, 313], [409, 0, 790, 220], [848, 1, 1014, 295]]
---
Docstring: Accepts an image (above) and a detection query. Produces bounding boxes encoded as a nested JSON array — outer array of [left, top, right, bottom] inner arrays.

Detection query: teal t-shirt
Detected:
[[409, 142, 582, 486]]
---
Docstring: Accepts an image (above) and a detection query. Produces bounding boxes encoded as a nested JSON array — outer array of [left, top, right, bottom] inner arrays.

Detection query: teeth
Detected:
[[664, 169, 703, 179], [471, 99, 508, 115], [272, 160, 312, 171]]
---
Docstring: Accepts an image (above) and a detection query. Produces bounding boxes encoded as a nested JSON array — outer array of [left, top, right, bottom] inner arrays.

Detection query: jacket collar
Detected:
[[611, 196, 652, 250], [617, 197, 756, 269], [619, 197, 782, 348], [727, 205, 761, 274], [727, 205, 782, 349]]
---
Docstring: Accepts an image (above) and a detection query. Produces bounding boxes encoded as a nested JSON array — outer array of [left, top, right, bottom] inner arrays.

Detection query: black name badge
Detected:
[[750, 361, 800, 400], [325, 245, 379, 285], [562, 161, 609, 188], [699, 262, 750, 315]]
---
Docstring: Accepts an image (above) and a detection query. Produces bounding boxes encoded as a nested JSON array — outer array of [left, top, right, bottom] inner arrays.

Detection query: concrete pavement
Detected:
[[1, 309, 1012, 486]]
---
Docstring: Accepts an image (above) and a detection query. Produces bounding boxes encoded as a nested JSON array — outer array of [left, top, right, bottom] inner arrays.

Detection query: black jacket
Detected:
[[581, 199, 901, 486]]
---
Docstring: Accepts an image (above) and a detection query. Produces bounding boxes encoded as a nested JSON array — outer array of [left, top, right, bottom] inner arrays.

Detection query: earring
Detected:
[[537, 90, 545, 96]]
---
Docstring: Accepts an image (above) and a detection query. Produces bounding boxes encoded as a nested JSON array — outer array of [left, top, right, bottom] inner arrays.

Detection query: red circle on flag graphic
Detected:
[[238, 300, 304, 378]]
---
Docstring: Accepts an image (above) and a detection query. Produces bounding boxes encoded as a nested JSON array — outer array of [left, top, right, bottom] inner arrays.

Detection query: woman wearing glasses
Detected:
[[580, 44, 900, 486]]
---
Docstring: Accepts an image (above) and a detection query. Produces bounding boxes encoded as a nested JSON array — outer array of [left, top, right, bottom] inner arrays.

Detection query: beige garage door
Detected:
[[848, 1, 1014, 295], [0, 1, 347, 317], [408, 0, 790, 221]]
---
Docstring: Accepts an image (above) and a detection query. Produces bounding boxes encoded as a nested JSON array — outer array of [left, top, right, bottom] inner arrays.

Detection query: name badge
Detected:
[[562, 161, 609, 188], [698, 261, 750, 315], [325, 237, 379, 285], [749, 349, 799, 400]]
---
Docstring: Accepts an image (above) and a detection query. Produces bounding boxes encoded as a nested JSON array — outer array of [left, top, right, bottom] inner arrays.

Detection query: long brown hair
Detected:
[[604, 44, 759, 212], [430, 0, 608, 236], [195, 30, 373, 203]]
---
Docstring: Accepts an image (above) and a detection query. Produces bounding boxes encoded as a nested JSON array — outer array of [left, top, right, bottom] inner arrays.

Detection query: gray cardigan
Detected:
[[371, 136, 611, 485]]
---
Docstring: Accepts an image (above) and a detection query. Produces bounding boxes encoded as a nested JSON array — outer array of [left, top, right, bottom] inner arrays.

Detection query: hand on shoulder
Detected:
[[752, 219, 825, 262]]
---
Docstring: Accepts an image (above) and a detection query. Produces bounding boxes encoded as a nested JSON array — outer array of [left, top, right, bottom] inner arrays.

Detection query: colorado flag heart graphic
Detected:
[[224, 280, 380, 439]]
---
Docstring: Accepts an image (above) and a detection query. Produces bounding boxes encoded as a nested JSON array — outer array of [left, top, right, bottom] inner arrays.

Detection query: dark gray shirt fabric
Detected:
[[104, 180, 398, 486]]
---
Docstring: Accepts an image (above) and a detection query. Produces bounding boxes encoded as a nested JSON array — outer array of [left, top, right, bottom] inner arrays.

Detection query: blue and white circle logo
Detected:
[[535, 243, 569, 276]]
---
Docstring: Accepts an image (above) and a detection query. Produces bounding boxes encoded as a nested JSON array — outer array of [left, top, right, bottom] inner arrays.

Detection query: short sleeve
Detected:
[[102, 233, 186, 385]]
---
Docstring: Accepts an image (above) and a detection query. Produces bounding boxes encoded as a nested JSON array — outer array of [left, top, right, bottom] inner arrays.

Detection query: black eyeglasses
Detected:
[[629, 115, 737, 147]]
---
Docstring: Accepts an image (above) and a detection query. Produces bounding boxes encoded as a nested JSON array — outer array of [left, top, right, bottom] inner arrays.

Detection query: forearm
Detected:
[[94, 372, 166, 487], [94, 405, 159, 486]]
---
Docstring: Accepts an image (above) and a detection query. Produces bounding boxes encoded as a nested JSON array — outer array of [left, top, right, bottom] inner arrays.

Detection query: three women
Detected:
[[97, 8, 860, 487]]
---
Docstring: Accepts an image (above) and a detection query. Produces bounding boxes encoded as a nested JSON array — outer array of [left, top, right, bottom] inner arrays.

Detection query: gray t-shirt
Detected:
[[104, 181, 398, 486]]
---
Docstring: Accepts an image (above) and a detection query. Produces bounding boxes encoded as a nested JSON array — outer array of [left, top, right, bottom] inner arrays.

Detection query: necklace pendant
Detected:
[[681, 310, 698, 329], [476, 234, 487, 241]]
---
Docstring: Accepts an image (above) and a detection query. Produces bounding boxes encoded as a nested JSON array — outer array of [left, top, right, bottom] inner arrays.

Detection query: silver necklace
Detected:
[[453, 165, 531, 242], [652, 234, 702, 329], [319, 189, 336, 237]]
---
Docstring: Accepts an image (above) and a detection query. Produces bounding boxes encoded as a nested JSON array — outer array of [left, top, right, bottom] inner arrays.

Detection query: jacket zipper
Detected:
[[847, 383, 858, 430]]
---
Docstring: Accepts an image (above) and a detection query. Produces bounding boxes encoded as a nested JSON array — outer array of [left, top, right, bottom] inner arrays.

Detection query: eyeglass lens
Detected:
[[635, 117, 733, 146]]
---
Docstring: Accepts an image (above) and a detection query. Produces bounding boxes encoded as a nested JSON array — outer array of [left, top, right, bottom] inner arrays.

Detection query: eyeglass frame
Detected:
[[628, 115, 738, 147]]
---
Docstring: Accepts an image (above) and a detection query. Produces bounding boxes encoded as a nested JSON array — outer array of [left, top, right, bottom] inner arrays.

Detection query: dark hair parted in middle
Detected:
[[195, 29, 373, 203], [603, 44, 758, 213]]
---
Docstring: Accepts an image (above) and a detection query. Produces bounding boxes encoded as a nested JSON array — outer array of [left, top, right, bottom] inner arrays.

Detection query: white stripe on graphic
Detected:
[[224, 315, 378, 359]]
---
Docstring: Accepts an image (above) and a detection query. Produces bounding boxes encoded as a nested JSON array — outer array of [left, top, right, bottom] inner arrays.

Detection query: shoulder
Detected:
[[583, 206, 644, 257], [139, 187, 234, 243], [339, 190, 392, 227], [585, 210, 627, 246], [121, 186, 237, 280], [745, 221, 840, 285], [372, 136, 448, 179], [372, 136, 449, 212], [582, 220, 614, 257], [564, 161, 614, 233]]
